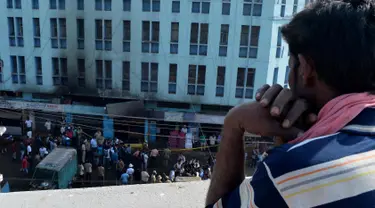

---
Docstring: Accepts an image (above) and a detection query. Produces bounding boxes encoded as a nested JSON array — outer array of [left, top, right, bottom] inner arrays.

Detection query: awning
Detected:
[[0, 110, 22, 120], [106, 101, 145, 117]]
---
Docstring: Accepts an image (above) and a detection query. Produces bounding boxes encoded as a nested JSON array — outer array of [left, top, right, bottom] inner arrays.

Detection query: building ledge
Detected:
[[0, 181, 210, 208]]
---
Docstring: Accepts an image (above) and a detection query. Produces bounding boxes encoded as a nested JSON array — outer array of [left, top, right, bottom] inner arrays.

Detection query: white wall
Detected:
[[0, 0, 303, 106]]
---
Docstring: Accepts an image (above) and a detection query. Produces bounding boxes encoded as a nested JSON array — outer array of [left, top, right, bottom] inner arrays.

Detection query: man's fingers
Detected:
[[270, 88, 293, 116], [260, 84, 283, 107], [282, 99, 309, 128], [255, 84, 270, 101]]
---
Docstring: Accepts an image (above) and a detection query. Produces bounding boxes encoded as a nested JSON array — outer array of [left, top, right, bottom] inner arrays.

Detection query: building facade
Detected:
[[0, 0, 306, 108]]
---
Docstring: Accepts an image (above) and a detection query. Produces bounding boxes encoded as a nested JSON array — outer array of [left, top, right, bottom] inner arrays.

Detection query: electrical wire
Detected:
[[29, 108, 223, 132]]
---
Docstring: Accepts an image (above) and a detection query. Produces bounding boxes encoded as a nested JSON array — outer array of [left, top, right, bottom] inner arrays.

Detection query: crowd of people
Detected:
[[1, 117, 217, 189]]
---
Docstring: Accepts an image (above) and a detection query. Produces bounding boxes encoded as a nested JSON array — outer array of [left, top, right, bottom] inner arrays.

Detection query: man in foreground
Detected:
[[206, 0, 375, 207]]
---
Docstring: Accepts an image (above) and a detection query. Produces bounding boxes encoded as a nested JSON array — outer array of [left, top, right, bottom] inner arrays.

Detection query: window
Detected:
[[273, 67, 279, 84], [235, 68, 255, 99], [169, 64, 177, 94], [141, 62, 158, 92], [123, 0, 131, 11], [192, 1, 210, 14], [172, 1, 180, 13], [293, 0, 298, 14], [8, 17, 24, 47], [142, 21, 159, 53], [7, 0, 12, 8], [95, 19, 112, 51], [10, 56, 26, 84], [8, 18, 15, 47], [50, 18, 67, 49], [7, 0, 21, 9], [239, 25, 260, 58], [77, 19, 85, 49], [123, 21, 131, 52], [188, 65, 206, 95], [15, 18, 23, 47], [219, 24, 229, 57], [95, 0, 111, 11], [33, 18, 41, 48], [142, 0, 160, 12], [243, 0, 262, 16], [122, 61, 130, 91], [77, 0, 84, 10], [284, 66, 290, 88], [96, 60, 112, 89], [280, 0, 286, 17], [170, 22, 179, 54], [32, 0, 39, 9], [222, 0, 230, 15], [216, 66, 225, 97], [35, 57, 43, 85], [276, 27, 282, 58], [190, 23, 209, 56], [77, 59, 85, 87], [50, 0, 65, 9], [52, 57, 68, 86]]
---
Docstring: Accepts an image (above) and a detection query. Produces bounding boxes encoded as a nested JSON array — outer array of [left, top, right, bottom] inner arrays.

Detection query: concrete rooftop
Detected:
[[0, 181, 210, 208]]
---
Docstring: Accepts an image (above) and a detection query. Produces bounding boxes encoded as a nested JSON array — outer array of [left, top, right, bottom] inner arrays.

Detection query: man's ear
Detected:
[[298, 54, 316, 87]]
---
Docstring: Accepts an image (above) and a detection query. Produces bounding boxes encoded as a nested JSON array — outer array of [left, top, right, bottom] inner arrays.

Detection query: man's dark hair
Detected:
[[281, 0, 375, 94]]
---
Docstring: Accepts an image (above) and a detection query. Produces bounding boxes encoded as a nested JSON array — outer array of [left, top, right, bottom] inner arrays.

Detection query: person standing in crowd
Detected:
[[181, 125, 188, 134], [25, 117, 32, 137], [90, 137, 98, 155], [125, 144, 131, 154], [116, 159, 125, 179], [77, 163, 84, 184], [142, 151, 149, 171], [163, 148, 171, 168], [21, 156, 29, 174], [84, 160, 92, 184], [141, 170, 150, 184], [149, 148, 159, 168], [39, 146, 47, 158], [209, 135, 216, 152], [84, 139, 91, 162], [60, 124, 65, 136], [81, 141, 86, 163], [111, 147, 119, 166], [200, 134, 206, 150], [97, 164, 105, 185], [26, 143, 32, 156], [120, 171, 129, 185], [19, 141, 25, 161], [126, 163, 134, 184], [44, 120, 52, 133], [103, 147, 111, 170]]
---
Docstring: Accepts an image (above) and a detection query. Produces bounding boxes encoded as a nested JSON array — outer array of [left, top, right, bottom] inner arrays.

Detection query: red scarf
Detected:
[[289, 93, 375, 144]]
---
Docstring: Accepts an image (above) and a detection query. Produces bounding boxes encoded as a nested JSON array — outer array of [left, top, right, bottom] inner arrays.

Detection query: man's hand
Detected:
[[256, 84, 317, 130], [226, 101, 304, 140]]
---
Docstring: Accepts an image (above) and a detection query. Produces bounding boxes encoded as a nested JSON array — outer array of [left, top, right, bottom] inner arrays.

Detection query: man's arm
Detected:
[[205, 119, 245, 205]]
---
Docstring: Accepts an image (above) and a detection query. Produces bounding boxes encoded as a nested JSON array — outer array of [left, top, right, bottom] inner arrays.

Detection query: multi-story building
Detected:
[[0, 0, 308, 137]]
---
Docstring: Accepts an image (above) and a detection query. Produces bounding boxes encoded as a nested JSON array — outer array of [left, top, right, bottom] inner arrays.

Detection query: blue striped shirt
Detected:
[[208, 108, 375, 207]]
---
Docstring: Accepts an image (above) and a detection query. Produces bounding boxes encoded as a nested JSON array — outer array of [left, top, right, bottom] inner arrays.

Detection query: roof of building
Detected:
[[36, 148, 77, 171], [0, 181, 211, 208]]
